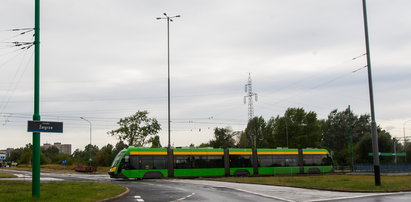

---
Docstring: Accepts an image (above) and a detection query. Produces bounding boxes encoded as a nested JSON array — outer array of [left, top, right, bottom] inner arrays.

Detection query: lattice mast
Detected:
[[244, 73, 258, 120]]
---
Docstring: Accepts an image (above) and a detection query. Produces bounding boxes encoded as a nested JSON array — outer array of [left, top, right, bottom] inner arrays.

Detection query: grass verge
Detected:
[[0, 171, 17, 178], [3, 164, 110, 174], [0, 181, 126, 201], [208, 174, 411, 192]]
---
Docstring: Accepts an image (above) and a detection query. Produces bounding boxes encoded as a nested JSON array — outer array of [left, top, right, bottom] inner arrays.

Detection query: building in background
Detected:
[[0, 150, 6, 161], [42, 142, 72, 155]]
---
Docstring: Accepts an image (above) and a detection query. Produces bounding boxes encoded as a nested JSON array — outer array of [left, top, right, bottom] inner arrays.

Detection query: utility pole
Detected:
[[362, 0, 381, 186], [32, 0, 41, 198], [244, 73, 258, 175], [244, 73, 258, 121], [244, 73, 258, 148]]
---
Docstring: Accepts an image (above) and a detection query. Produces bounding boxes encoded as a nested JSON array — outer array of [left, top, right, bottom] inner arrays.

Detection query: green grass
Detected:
[[208, 174, 411, 192], [0, 171, 17, 178], [3, 164, 110, 174], [0, 181, 126, 201]]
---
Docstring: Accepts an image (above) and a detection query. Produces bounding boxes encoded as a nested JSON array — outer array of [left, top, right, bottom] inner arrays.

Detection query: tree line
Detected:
[[6, 108, 410, 167], [200, 107, 410, 166]]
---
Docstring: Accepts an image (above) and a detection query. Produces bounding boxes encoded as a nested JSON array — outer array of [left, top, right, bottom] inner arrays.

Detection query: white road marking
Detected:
[[306, 192, 401, 202], [175, 192, 195, 201], [134, 195, 144, 201], [225, 187, 294, 202]]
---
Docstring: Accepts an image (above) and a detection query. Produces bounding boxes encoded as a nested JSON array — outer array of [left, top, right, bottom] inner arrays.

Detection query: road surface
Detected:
[[1, 169, 411, 202]]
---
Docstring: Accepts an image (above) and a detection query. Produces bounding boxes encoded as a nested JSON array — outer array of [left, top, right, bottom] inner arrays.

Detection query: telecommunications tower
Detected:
[[244, 73, 258, 120]]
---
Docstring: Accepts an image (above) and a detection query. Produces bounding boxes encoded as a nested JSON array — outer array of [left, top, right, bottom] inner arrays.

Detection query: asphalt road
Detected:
[[2, 169, 411, 202]]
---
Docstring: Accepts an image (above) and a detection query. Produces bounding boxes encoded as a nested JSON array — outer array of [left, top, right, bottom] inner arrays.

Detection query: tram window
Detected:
[[193, 155, 207, 168], [258, 155, 273, 167], [272, 155, 285, 166], [208, 155, 224, 168], [312, 155, 322, 166], [139, 156, 154, 169], [229, 155, 252, 167], [303, 155, 313, 166], [129, 156, 139, 169], [284, 155, 298, 167], [175, 155, 191, 169], [153, 156, 166, 169]]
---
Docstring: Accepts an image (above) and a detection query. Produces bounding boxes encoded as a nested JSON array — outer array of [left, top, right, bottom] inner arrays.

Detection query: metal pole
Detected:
[[167, 16, 171, 149], [156, 13, 180, 149], [404, 120, 411, 162], [81, 117, 92, 167], [362, 0, 381, 186], [32, 0, 41, 198], [393, 138, 397, 164]]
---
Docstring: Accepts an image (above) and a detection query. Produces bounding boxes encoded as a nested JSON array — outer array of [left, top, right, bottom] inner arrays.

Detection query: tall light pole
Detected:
[[403, 119, 411, 161], [80, 117, 92, 167], [156, 13, 180, 149], [362, 0, 381, 186], [32, 0, 41, 198]]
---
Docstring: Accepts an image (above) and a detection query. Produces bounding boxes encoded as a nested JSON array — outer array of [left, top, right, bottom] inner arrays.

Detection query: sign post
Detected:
[[32, 0, 41, 198]]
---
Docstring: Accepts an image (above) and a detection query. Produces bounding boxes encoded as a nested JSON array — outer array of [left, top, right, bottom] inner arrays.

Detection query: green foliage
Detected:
[[264, 108, 322, 149], [72, 144, 99, 165], [237, 131, 249, 148], [355, 130, 394, 164], [244, 116, 267, 148], [149, 135, 162, 148], [108, 110, 161, 146], [321, 107, 398, 165], [94, 144, 114, 167], [72, 141, 127, 167], [282, 108, 321, 148], [199, 127, 236, 148], [209, 127, 236, 148]]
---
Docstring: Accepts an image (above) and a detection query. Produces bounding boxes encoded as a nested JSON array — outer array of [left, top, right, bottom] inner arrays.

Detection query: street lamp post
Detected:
[[403, 119, 411, 162], [403, 120, 411, 145], [156, 13, 180, 149], [80, 117, 92, 167]]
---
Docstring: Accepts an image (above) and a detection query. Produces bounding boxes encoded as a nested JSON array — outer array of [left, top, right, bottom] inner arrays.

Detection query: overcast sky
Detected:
[[1, 0, 410, 152]]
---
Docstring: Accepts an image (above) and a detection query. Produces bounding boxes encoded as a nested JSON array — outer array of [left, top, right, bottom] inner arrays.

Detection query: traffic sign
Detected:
[[27, 121, 63, 133]]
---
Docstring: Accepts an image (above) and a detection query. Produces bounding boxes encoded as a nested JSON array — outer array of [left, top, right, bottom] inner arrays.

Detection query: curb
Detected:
[[97, 186, 130, 202]]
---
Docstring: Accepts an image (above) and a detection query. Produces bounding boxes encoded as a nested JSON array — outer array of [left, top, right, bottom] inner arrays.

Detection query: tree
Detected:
[[237, 131, 249, 148], [244, 116, 267, 148], [42, 146, 60, 163], [355, 129, 394, 164], [108, 111, 161, 146], [149, 135, 162, 148], [199, 127, 236, 148], [113, 141, 128, 155], [8, 148, 23, 162], [209, 127, 236, 148], [72, 144, 99, 164], [269, 108, 321, 149], [322, 108, 356, 165], [94, 144, 114, 166]]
